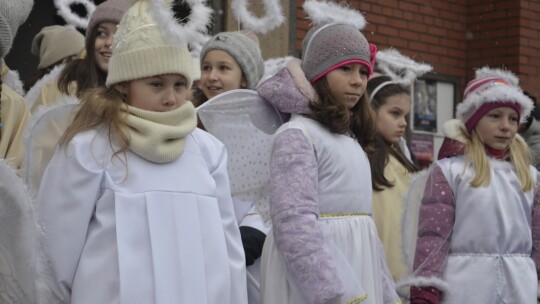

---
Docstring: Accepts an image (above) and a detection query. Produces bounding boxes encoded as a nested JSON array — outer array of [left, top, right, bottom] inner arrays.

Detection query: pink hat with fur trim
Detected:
[[456, 67, 534, 134]]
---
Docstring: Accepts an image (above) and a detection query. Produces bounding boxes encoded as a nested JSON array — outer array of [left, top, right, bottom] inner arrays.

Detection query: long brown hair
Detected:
[[310, 77, 377, 150], [367, 76, 418, 191], [59, 86, 130, 159], [57, 27, 107, 98]]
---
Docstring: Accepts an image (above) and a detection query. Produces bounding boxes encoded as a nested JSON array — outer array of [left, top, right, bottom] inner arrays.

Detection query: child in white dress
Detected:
[[402, 67, 540, 304], [257, 22, 400, 304], [36, 1, 247, 303]]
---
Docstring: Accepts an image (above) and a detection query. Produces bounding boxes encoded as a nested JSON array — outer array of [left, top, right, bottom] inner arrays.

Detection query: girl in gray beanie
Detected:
[[193, 30, 264, 107]]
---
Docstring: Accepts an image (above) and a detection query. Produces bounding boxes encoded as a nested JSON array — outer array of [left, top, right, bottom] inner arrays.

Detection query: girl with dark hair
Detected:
[[366, 75, 418, 282], [30, 0, 132, 113]]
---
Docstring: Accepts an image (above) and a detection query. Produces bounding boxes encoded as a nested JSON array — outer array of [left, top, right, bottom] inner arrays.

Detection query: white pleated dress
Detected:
[[260, 115, 399, 304], [36, 127, 247, 304]]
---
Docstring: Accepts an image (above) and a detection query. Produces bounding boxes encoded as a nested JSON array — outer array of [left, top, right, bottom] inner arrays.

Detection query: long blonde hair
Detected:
[[464, 128, 532, 191], [59, 86, 131, 159]]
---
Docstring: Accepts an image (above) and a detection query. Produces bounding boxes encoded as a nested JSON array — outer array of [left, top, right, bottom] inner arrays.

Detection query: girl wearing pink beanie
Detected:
[[402, 67, 540, 304], [257, 22, 400, 304]]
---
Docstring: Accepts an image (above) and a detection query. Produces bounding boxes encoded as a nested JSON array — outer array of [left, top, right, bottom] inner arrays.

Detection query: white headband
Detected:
[[369, 80, 396, 103]]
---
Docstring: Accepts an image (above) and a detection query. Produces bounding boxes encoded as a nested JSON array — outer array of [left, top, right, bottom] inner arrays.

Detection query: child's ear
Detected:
[[241, 77, 247, 88], [115, 83, 128, 95]]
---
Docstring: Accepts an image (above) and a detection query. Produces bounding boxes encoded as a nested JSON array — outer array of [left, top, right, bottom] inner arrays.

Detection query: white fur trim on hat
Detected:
[[232, 0, 285, 34], [303, 0, 366, 30], [456, 67, 533, 124]]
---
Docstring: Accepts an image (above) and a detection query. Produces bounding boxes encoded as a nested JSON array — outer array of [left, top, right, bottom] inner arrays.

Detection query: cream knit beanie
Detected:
[[31, 25, 85, 70], [0, 0, 33, 58], [106, 0, 194, 88]]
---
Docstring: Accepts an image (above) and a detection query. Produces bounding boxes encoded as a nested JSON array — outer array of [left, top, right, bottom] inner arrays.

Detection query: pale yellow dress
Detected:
[[372, 154, 412, 282]]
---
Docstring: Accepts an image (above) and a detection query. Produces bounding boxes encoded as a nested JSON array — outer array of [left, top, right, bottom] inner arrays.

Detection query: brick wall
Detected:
[[295, 0, 540, 102]]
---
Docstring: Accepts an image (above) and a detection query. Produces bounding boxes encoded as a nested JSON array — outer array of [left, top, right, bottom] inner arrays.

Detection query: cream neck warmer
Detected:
[[122, 102, 197, 163]]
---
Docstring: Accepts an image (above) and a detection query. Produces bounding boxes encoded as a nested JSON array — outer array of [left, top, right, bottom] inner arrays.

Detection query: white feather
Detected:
[[231, 0, 285, 34], [474, 66, 519, 87], [376, 48, 432, 85], [54, 0, 96, 29], [3, 69, 25, 96], [24, 64, 66, 109], [260, 56, 294, 83], [188, 32, 211, 57], [303, 0, 366, 30], [149, 0, 213, 47]]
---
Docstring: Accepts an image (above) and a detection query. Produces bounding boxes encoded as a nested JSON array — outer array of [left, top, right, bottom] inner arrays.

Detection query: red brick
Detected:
[[399, 2, 419, 12], [432, 1, 451, 11], [521, 28, 539, 39], [387, 18, 409, 30], [365, 13, 387, 25], [408, 22, 429, 33], [420, 4, 440, 17], [468, 3, 496, 14], [399, 30, 420, 41], [379, 26, 399, 36], [387, 37, 408, 49]]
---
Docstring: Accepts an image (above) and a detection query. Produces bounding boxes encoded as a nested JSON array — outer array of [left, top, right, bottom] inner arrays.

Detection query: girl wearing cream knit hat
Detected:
[[0, 0, 33, 168], [36, 0, 247, 303]]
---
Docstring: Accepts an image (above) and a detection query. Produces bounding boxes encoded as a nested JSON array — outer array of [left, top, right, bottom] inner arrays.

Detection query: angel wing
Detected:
[[22, 103, 78, 197], [397, 164, 453, 298], [0, 160, 37, 303], [196, 89, 283, 226]]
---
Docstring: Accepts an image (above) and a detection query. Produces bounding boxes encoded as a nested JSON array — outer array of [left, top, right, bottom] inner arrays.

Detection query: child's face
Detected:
[[375, 93, 411, 144], [117, 74, 189, 112], [325, 63, 369, 109], [94, 22, 117, 73], [475, 107, 519, 150], [199, 50, 246, 99]]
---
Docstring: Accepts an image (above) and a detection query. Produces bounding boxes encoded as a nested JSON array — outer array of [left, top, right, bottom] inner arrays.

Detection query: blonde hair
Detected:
[[59, 86, 131, 160], [463, 128, 532, 191]]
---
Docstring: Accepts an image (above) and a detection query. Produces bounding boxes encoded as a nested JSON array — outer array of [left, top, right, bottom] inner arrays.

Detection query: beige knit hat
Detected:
[[106, 0, 193, 88], [31, 25, 85, 70]]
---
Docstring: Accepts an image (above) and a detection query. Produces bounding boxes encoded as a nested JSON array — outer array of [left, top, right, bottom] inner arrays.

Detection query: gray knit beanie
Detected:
[[302, 23, 375, 83], [32, 25, 85, 69], [0, 0, 33, 58], [85, 0, 133, 48], [200, 31, 264, 89]]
